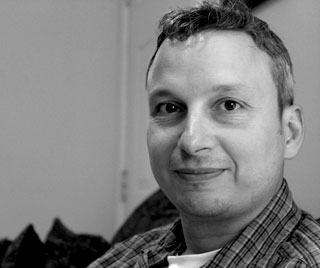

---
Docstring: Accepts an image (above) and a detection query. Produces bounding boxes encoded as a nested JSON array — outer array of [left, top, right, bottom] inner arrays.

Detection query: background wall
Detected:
[[0, 0, 122, 241], [254, 0, 320, 218]]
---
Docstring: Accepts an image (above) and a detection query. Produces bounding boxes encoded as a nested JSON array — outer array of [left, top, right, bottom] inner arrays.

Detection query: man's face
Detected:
[[146, 31, 287, 221]]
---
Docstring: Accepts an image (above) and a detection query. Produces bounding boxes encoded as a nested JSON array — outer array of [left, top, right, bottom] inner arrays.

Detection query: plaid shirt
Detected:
[[88, 180, 320, 268]]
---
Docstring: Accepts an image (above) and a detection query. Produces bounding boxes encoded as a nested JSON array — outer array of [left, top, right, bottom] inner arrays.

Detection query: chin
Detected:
[[175, 194, 233, 219]]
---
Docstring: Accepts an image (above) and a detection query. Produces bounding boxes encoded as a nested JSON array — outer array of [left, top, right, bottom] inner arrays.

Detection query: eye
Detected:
[[219, 100, 241, 111], [156, 102, 183, 114]]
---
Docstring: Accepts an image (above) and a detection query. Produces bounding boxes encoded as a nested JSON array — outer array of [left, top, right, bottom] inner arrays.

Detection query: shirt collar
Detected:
[[141, 219, 186, 267]]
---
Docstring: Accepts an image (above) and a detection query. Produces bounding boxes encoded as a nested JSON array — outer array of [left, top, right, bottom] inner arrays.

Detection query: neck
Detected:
[[180, 217, 236, 254], [180, 209, 262, 254]]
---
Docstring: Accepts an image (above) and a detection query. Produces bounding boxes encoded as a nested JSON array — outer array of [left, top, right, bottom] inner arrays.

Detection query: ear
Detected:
[[282, 105, 304, 160]]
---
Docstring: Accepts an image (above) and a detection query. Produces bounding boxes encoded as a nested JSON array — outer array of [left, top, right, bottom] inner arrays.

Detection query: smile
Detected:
[[174, 168, 226, 182]]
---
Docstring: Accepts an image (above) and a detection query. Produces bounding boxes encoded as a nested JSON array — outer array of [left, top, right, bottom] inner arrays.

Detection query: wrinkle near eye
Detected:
[[149, 100, 186, 127]]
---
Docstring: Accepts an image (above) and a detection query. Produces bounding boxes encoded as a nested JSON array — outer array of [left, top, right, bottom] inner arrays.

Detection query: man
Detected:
[[89, 0, 320, 267]]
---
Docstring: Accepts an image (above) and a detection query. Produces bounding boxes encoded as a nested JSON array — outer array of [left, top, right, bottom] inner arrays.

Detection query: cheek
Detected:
[[147, 126, 176, 172], [222, 126, 285, 180]]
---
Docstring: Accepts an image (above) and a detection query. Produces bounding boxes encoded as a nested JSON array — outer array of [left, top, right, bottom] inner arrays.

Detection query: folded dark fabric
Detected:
[[1, 224, 46, 268], [111, 189, 179, 245], [0, 219, 110, 268], [45, 218, 110, 268], [0, 239, 11, 265]]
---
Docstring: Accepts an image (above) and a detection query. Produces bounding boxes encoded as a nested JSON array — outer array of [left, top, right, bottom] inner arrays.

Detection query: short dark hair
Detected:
[[146, 0, 294, 115]]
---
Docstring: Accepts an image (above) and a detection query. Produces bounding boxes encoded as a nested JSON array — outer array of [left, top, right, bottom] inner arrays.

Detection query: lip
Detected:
[[173, 168, 226, 182]]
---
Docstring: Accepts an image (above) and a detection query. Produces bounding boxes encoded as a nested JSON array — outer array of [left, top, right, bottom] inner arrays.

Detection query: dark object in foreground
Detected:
[[0, 219, 110, 268]]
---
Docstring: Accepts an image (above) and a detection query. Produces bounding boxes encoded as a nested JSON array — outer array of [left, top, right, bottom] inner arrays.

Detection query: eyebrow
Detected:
[[148, 89, 175, 99], [148, 83, 251, 99]]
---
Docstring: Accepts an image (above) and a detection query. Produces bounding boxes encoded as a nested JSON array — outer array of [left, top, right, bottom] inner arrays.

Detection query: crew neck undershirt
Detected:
[[167, 249, 220, 268]]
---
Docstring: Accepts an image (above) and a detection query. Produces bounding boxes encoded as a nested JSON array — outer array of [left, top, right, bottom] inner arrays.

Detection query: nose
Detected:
[[177, 112, 216, 156]]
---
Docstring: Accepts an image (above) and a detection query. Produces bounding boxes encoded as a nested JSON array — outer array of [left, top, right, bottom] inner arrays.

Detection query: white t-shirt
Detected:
[[167, 249, 220, 268]]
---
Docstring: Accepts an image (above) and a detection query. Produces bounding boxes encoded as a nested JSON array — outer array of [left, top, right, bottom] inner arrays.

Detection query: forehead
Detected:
[[147, 31, 274, 93]]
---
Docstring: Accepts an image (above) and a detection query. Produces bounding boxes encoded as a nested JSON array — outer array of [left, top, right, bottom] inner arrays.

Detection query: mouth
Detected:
[[173, 168, 226, 182]]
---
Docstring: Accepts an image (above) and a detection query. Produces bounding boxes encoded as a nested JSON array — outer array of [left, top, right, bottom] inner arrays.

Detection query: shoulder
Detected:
[[279, 212, 320, 267], [87, 223, 172, 268]]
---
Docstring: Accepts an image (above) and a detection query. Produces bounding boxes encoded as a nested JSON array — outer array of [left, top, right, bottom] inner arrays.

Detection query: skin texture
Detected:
[[146, 31, 304, 253]]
